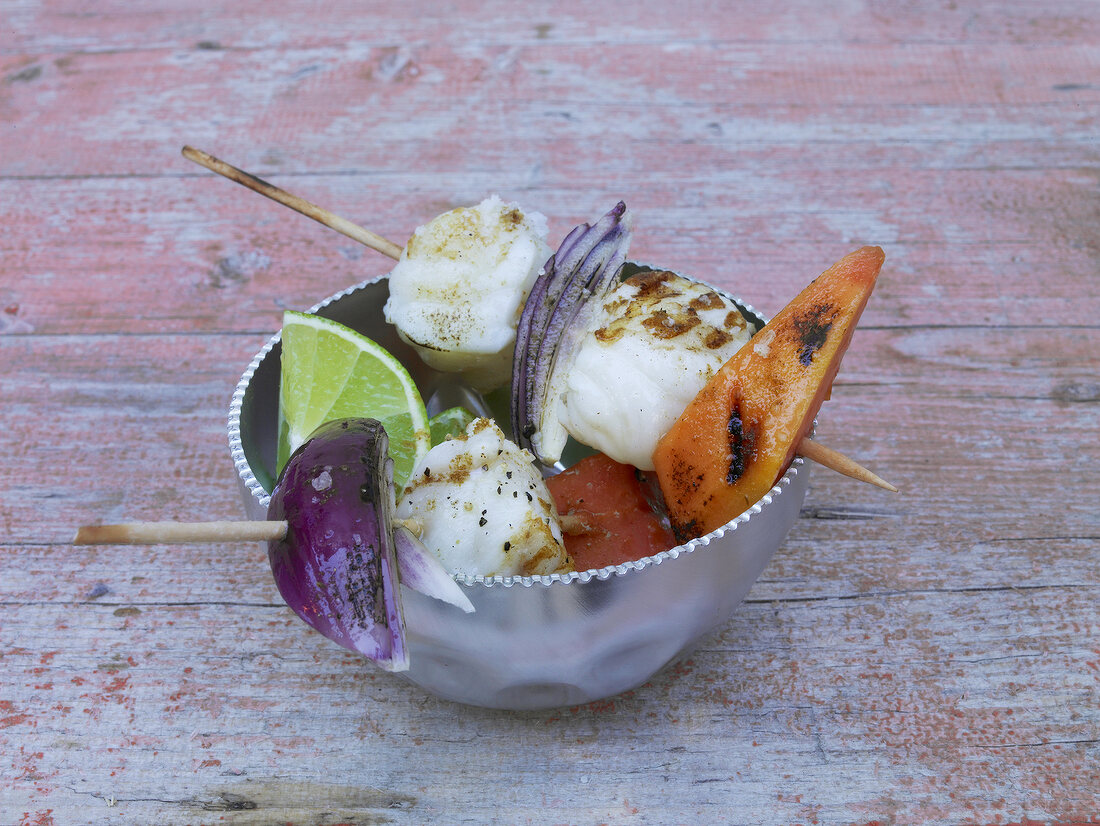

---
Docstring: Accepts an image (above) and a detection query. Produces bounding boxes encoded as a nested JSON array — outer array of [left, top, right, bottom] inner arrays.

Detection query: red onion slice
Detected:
[[394, 526, 475, 613], [511, 203, 634, 463], [267, 418, 409, 671]]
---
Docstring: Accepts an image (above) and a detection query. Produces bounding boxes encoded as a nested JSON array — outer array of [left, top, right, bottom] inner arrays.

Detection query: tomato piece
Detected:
[[546, 453, 675, 570]]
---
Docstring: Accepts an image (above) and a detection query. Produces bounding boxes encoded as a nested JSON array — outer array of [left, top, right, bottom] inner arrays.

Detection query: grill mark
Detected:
[[793, 303, 838, 366], [726, 389, 756, 485]]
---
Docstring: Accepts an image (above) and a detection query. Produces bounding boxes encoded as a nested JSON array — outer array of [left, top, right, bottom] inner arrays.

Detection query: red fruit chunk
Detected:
[[546, 453, 675, 570]]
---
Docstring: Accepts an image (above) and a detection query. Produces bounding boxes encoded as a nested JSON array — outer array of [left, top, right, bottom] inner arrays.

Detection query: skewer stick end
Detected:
[[72, 521, 288, 545], [797, 438, 899, 493]]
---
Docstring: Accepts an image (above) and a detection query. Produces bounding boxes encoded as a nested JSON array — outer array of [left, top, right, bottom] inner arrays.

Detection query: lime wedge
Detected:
[[277, 311, 430, 490], [429, 406, 476, 446]]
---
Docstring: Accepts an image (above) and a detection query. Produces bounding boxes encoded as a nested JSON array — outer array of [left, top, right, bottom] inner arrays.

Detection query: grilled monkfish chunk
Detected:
[[556, 271, 756, 470], [384, 196, 552, 391], [396, 418, 573, 578]]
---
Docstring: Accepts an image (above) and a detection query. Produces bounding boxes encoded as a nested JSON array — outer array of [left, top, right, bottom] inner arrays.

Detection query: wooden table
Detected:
[[3, 2, 1098, 823]]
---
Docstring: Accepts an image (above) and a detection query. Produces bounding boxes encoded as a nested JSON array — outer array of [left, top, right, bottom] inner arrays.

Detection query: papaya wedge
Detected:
[[652, 246, 885, 542]]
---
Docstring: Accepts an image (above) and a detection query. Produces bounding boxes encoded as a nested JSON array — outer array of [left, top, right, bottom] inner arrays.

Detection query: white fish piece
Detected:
[[383, 196, 552, 391], [555, 271, 757, 471], [395, 418, 572, 578]]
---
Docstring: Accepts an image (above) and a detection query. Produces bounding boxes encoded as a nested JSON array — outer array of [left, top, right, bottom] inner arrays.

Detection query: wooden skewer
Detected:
[[77, 443, 896, 547], [73, 450, 894, 546], [797, 439, 898, 492], [181, 145, 897, 494], [74, 521, 287, 545], [181, 146, 404, 261], [73, 517, 425, 546]]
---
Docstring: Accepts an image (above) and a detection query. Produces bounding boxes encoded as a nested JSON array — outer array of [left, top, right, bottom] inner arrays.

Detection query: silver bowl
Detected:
[[228, 265, 809, 710]]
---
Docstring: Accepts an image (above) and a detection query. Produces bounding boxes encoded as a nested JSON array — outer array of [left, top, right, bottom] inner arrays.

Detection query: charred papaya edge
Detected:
[[664, 453, 704, 499], [792, 302, 840, 366], [671, 517, 701, 546], [725, 390, 756, 486]]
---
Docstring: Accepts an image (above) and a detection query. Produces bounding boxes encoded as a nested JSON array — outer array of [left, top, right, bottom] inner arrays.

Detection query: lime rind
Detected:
[[277, 311, 431, 489]]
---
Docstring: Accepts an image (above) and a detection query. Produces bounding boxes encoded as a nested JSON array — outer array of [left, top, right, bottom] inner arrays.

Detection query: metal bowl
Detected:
[[228, 265, 809, 710]]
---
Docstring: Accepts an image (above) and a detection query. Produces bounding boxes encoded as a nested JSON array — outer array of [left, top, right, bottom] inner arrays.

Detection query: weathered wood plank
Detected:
[[2, 163, 1098, 336], [2, 40, 1097, 180], [2, 583, 1096, 823], [7, 0, 1100, 54]]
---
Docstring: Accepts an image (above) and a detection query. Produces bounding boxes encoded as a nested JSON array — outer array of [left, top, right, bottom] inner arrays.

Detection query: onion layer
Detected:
[[511, 203, 634, 463], [394, 526, 475, 613], [267, 418, 409, 671]]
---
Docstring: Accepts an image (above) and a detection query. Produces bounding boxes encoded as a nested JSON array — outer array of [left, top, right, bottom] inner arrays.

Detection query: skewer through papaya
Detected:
[[652, 246, 885, 542]]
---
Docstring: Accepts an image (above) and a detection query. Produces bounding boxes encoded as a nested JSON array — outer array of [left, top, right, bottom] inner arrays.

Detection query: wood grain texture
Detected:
[[2, 1, 1098, 824]]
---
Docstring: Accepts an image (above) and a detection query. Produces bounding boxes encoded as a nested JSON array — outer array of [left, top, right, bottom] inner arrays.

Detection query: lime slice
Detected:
[[277, 311, 431, 490], [429, 406, 476, 446]]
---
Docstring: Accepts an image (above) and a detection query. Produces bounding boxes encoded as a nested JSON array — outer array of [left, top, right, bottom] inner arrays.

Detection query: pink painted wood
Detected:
[[2, 2, 1098, 823]]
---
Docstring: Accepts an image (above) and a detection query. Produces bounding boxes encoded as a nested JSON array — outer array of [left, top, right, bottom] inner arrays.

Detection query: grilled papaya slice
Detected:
[[652, 246, 885, 542]]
